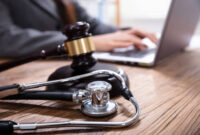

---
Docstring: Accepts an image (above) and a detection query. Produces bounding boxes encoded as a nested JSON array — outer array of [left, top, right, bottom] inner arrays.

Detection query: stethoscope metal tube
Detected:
[[20, 70, 127, 90], [13, 97, 139, 130]]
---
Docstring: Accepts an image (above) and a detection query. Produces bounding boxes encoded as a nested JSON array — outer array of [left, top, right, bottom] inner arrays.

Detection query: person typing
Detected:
[[0, 0, 157, 58]]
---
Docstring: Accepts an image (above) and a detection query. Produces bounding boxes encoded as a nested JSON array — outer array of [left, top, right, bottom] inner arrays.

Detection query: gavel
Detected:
[[0, 22, 96, 72], [0, 21, 129, 98]]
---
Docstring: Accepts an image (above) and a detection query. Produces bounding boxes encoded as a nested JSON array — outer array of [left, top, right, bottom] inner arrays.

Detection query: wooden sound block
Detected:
[[46, 63, 129, 98]]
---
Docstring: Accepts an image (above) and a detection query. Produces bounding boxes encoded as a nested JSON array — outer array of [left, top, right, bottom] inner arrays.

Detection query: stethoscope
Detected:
[[0, 70, 140, 134]]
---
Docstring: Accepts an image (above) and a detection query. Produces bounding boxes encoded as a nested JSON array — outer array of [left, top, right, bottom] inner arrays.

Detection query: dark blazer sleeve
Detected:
[[74, 1, 119, 35], [0, 2, 66, 59]]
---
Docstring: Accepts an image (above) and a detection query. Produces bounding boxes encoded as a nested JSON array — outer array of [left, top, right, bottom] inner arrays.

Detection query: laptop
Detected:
[[94, 0, 200, 67]]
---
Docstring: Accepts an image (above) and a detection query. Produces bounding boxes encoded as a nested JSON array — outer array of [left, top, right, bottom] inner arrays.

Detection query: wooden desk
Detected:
[[0, 49, 200, 135]]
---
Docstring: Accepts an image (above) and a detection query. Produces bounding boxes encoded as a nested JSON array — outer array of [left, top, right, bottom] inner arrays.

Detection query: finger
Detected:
[[131, 36, 148, 50], [110, 40, 133, 49], [114, 33, 137, 42], [125, 29, 146, 38], [134, 30, 149, 39], [113, 39, 147, 50], [146, 33, 158, 44], [134, 44, 147, 50], [115, 32, 147, 44], [131, 30, 158, 45], [134, 30, 158, 44], [128, 29, 156, 41]]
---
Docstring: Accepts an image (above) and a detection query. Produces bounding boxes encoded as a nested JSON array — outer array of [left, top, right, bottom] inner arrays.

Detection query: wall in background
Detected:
[[78, 0, 200, 34], [120, 0, 171, 32], [77, 0, 116, 25]]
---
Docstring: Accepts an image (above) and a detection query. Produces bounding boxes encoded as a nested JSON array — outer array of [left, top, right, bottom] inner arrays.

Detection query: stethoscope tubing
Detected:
[[13, 97, 139, 130]]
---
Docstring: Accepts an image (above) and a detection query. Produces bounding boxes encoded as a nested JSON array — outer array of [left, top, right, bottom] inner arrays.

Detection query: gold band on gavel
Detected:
[[64, 37, 96, 57]]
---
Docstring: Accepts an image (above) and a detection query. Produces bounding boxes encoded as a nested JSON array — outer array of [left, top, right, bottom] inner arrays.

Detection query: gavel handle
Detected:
[[0, 44, 66, 72], [0, 55, 40, 72]]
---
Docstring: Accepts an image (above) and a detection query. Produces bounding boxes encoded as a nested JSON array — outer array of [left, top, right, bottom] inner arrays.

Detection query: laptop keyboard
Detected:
[[110, 48, 156, 58]]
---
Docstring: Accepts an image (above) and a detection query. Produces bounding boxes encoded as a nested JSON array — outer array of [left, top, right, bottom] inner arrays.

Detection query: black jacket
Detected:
[[0, 0, 118, 58]]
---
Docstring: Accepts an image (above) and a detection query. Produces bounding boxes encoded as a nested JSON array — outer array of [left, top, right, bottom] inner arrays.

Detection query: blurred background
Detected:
[[78, 0, 200, 35]]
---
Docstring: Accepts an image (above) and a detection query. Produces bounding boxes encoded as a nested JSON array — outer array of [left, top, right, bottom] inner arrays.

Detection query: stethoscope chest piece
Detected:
[[81, 81, 118, 117]]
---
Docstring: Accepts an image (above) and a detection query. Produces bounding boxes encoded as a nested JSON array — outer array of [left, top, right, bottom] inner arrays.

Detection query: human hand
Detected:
[[92, 29, 158, 52]]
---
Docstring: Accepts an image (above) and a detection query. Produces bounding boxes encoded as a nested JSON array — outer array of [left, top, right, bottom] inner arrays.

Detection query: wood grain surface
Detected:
[[0, 49, 200, 135]]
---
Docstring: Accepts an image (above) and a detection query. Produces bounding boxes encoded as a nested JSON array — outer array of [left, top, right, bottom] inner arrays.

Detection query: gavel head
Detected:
[[62, 22, 97, 72], [48, 22, 129, 99]]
